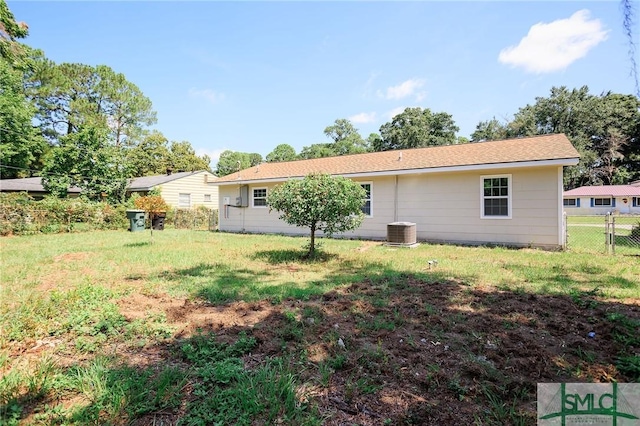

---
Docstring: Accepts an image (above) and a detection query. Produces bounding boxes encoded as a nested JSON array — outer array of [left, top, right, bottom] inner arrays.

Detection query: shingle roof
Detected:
[[564, 185, 640, 197], [214, 134, 580, 184], [128, 170, 211, 191], [0, 177, 82, 193]]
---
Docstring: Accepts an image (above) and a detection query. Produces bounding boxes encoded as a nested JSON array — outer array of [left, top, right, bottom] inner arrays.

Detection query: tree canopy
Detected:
[[481, 86, 640, 188], [267, 174, 366, 257], [375, 107, 460, 151], [215, 150, 263, 176], [30, 61, 156, 146], [0, 1, 208, 197], [41, 127, 130, 203], [266, 144, 297, 162], [0, 58, 46, 178]]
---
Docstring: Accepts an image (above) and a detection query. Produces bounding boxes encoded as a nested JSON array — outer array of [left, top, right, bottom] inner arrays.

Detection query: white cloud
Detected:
[[387, 107, 407, 120], [349, 112, 377, 124], [378, 78, 426, 100], [188, 88, 225, 104], [498, 9, 609, 73]]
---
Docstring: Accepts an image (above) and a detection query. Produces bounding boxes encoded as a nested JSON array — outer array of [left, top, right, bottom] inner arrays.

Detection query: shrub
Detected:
[[0, 193, 128, 236], [134, 195, 169, 215]]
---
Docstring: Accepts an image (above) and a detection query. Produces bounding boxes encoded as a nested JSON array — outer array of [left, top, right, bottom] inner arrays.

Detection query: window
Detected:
[[593, 198, 611, 206], [204, 194, 212, 202], [563, 198, 578, 207], [252, 188, 267, 207], [481, 175, 511, 218], [634, 197, 639, 207], [178, 193, 191, 208], [360, 183, 372, 216]]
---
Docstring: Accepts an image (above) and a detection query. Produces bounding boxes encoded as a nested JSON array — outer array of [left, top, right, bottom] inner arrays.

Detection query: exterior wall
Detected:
[[394, 167, 562, 248], [563, 196, 640, 215], [217, 165, 564, 249], [158, 171, 219, 209]]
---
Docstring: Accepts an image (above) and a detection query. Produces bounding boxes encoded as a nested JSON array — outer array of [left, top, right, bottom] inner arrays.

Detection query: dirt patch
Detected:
[[109, 277, 639, 424], [116, 294, 280, 337], [53, 252, 92, 262]]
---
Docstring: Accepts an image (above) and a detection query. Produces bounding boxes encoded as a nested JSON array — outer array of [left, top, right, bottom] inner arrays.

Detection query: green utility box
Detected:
[[126, 210, 146, 232]]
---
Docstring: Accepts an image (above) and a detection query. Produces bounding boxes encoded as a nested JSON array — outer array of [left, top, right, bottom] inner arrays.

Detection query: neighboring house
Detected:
[[0, 177, 81, 199], [563, 185, 640, 215], [128, 170, 218, 209], [1, 171, 219, 209], [212, 134, 580, 250]]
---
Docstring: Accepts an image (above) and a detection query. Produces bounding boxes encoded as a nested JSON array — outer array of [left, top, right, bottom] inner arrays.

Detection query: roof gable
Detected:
[[214, 134, 579, 185]]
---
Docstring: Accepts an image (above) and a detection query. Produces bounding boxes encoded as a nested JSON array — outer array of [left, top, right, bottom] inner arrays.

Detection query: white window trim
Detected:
[[480, 174, 512, 219], [360, 181, 373, 217], [252, 187, 268, 208], [593, 198, 611, 207]]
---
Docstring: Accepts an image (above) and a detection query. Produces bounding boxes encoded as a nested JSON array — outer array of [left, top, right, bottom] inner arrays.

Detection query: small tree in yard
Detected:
[[267, 173, 366, 258], [134, 195, 169, 240]]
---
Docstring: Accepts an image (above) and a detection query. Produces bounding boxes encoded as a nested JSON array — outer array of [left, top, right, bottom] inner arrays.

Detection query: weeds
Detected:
[[1, 230, 639, 424]]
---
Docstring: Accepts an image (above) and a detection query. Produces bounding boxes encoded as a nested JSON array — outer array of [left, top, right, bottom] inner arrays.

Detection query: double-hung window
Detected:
[[563, 198, 579, 207], [481, 175, 511, 218], [360, 183, 372, 216], [252, 188, 267, 207]]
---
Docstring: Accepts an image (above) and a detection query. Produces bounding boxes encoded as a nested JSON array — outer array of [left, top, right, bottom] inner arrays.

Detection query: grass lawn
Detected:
[[1, 229, 639, 425]]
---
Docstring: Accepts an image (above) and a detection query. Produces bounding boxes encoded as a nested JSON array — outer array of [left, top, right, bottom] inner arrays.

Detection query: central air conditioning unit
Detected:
[[386, 222, 417, 246]]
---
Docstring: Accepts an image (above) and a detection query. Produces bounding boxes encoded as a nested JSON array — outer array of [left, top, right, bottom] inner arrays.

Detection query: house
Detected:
[[128, 170, 218, 209], [563, 185, 640, 215], [1, 170, 219, 209], [0, 177, 81, 199], [211, 134, 580, 250]]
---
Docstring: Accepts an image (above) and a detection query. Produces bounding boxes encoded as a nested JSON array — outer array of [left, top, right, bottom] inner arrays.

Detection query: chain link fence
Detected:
[[172, 208, 218, 231], [565, 214, 640, 255]]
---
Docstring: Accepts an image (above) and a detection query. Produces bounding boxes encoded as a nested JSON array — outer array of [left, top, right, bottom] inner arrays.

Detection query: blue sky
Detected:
[[10, 1, 638, 167]]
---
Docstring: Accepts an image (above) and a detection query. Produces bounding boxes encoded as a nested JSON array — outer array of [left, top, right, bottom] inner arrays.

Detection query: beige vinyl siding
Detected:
[[158, 172, 219, 208], [217, 165, 564, 249], [400, 167, 560, 247]]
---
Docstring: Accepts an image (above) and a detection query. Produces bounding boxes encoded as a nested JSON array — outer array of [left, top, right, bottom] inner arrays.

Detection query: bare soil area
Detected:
[[107, 276, 640, 424]]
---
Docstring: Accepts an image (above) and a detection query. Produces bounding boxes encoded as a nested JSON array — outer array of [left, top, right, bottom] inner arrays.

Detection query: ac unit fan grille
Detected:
[[387, 222, 416, 245]]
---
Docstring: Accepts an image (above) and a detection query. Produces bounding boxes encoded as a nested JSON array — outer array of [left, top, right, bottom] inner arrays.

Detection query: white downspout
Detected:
[[558, 166, 565, 248], [394, 175, 399, 222]]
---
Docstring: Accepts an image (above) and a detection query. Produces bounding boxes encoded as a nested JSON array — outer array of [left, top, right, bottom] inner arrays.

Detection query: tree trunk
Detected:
[[308, 224, 316, 258]]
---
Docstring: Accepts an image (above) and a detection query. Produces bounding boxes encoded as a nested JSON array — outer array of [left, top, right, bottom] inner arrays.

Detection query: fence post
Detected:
[[611, 215, 616, 255], [605, 212, 617, 255], [605, 213, 610, 254]]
